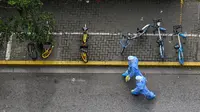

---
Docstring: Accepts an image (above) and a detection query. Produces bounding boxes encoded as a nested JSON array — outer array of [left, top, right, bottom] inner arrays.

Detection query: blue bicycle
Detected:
[[172, 25, 187, 65], [151, 18, 166, 60]]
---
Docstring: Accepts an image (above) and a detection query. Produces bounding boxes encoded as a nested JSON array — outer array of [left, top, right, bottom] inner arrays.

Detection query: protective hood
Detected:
[[128, 56, 139, 69]]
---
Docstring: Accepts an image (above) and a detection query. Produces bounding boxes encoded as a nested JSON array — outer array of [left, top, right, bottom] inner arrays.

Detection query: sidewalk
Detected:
[[0, 0, 200, 64]]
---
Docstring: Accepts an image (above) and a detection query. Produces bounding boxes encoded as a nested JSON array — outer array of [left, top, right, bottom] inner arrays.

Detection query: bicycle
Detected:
[[172, 25, 187, 65], [131, 24, 151, 39], [41, 21, 54, 59], [27, 42, 38, 60], [41, 42, 54, 59], [80, 24, 89, 63], [120, 24, 151, 55], [120, 23, 151, 55], [151, 18, 166, 60]]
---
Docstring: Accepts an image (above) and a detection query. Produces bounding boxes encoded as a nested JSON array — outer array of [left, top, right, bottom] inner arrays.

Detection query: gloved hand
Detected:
[[125, 75, 130, 82]]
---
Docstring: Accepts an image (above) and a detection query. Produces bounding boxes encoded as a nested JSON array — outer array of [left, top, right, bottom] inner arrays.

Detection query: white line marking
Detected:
[[5, 33, 13, 60], [51, 32, 200, 37], [1, 32, 200, 37]]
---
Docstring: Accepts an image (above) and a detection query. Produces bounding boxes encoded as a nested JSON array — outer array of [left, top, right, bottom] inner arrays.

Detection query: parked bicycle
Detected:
[[27, 42, 38, 60], [41, 21, 54, 59], [80, 24, 89, 63], [120, 23, 151, 55], [41, 42, 54, 59], [130, 24, 151, 39], [151, 18, 166, 60], [172, 25, 187, 65]]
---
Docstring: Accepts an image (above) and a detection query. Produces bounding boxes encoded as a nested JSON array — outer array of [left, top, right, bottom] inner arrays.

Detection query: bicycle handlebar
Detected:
[[173, 25, 182, 30], [123, 35, 134, 40], [153, 18, 162, 23]]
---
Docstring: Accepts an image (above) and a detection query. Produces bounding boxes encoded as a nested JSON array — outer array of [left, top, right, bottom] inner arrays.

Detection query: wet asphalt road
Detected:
[[0, 72, 200, 112]]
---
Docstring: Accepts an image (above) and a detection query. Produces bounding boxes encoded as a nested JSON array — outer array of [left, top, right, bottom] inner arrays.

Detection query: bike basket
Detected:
[[120, 39, 129, 48]]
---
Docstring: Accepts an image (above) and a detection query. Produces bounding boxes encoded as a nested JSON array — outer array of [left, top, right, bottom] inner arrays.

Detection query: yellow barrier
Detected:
[[0, 60, 200, 67]]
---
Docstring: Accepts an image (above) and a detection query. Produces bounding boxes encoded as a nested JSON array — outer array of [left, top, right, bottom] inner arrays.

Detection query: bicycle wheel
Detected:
[[81, 52, 88, 63], [27, 42, 38, 60], [159, 44, 164, 60], [178, 49, 184, 65]]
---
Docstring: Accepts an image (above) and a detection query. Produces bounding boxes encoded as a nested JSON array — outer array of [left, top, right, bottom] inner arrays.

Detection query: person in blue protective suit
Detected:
[[122, 56, 143, 82], [131, 75, 156, 100], [122, 56, 156, 100]]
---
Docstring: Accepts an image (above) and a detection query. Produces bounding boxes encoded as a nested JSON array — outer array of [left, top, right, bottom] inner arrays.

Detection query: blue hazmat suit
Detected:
[[122, 56, 143, 78], [131, 76, 156, 100]]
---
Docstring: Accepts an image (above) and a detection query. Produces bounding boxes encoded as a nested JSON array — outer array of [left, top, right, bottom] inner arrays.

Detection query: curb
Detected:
[[0, 61, 200, 67]]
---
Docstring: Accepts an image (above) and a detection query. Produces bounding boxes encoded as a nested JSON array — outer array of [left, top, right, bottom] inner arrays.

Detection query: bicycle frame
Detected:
[[177, 33, 184, 65], [82, 24, 88, 46], [172, 25, 187, 65], [152, 19, 166, 60], [130, 24, 151, 39]]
